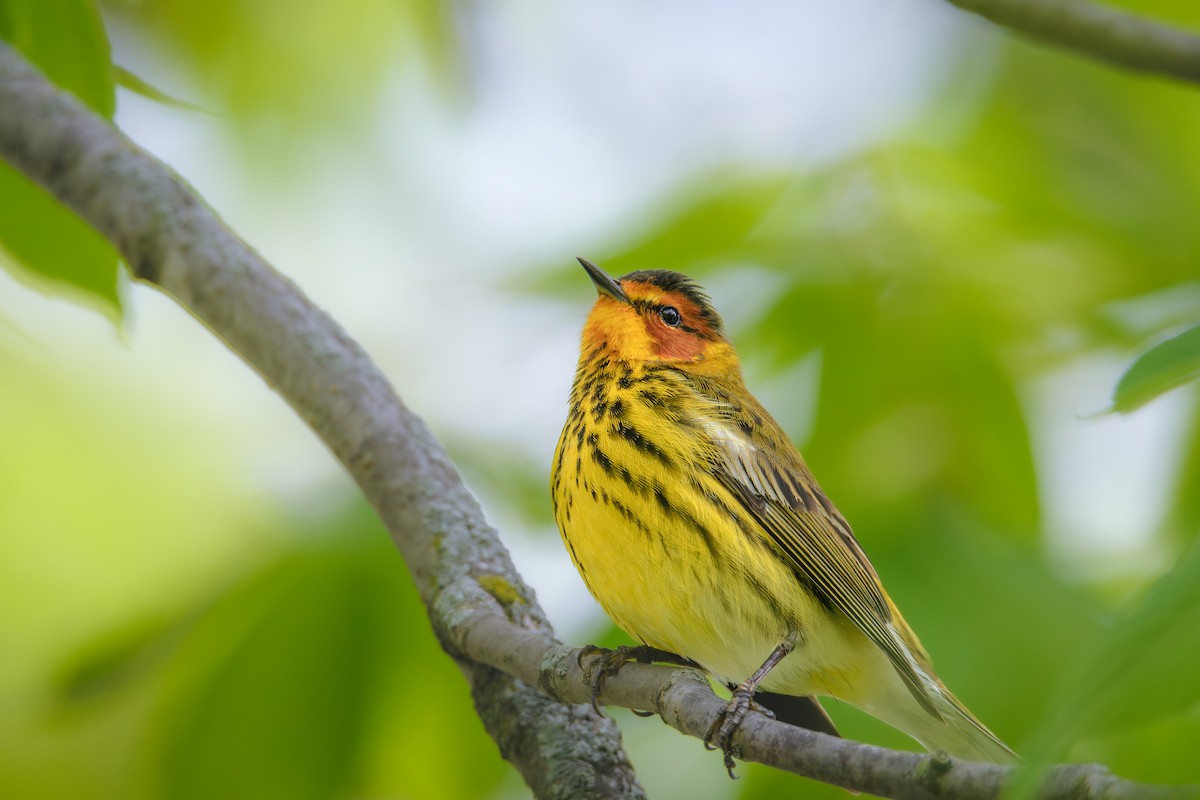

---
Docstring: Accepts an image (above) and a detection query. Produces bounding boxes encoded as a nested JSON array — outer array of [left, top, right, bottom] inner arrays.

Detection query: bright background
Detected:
[[3, 1, 1200, 798]]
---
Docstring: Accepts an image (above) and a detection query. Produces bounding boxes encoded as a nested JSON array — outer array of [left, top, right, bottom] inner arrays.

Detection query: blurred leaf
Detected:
[[0, 0, 114, 117], [1165, 401, 1200, 544], [592, 175, 791, 277], [449, 434, 556, 529], [1057, 540, 1200, 737], [0, 164, 124, 317], [1112, 323, 1200, 413], [523, 174, 792, 297], [55, 614, 180, 704], [0, 0, 123, 316], [1070, 707, 1200, 787], [403, 0, 463, 97], [1012, 540, 1200, 793], [158, 546, 375, 800], [114, 64, 207, 112], [99, 0, 463, 169], [11, 499, 510, 800], [146, 501, 507, 800]]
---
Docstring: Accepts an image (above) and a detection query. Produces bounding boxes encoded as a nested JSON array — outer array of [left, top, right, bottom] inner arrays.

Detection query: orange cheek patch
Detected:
[[639, 291, 714, 361], [668, 295, 715, 336], [649, 326, 706, 360]]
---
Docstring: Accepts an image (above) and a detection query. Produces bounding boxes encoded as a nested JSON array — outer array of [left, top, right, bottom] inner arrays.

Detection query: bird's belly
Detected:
[[558, 477, 871, 695]]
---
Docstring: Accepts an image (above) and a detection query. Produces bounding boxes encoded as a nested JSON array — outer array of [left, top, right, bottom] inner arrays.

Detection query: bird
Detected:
[[550, 257, 1016, 773]]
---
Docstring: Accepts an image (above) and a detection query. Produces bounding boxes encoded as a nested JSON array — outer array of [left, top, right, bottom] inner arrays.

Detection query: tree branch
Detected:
[[454, 608, 1196, 800], [0, 40, 643, 800], [0, 40, 1195, 800], [947, 0, 1200, 84]]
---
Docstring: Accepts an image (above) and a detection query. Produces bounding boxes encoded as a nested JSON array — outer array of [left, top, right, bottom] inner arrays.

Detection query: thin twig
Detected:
[[948, 0, 1200, 84]]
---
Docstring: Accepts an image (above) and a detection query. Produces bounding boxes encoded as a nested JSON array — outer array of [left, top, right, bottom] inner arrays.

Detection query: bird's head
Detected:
[[576, 258, 738, 373]]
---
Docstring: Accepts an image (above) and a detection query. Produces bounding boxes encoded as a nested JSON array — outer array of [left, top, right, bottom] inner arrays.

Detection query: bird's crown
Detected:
[[576, 259, 734, 369]]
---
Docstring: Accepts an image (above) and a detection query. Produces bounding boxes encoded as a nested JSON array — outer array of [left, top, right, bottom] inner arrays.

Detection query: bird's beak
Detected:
[[577, 257, 629, 304]]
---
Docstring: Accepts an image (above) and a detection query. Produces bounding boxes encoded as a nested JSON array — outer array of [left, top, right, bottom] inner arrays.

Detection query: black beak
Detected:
[[577, 257, 629, 304]]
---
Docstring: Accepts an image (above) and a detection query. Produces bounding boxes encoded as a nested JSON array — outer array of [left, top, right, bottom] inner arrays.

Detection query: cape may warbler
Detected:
[[551, 258, 1015, 770]]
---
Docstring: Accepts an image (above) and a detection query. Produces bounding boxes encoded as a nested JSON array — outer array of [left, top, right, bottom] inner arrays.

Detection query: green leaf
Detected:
[[157, 550, 376, 800], [0, 163, 123, 317], [55, 613, 181, 704], [591, 175, 791, 276], [1112, 323, 1200, 413], [1010, 540, 1200, 795], [114, 64, 207, 113], [0, 0, 122, 317], [150, 502, 508, 800], [1066, 541, 1200, 737], [0, 0, 114, 118]]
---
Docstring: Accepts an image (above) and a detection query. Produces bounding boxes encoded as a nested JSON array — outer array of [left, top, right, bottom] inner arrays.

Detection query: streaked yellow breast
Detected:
[[551, 353, 873, 691]]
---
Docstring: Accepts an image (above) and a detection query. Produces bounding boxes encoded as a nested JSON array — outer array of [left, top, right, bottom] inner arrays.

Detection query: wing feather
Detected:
[[697, 407, 942, 718]]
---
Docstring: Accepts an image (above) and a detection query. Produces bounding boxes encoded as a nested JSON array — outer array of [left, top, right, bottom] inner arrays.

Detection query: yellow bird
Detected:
[[551, 258, 1016, 771]]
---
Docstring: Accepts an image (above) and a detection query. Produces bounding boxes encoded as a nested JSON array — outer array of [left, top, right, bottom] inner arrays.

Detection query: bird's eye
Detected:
[[659, 306, 682, 327]]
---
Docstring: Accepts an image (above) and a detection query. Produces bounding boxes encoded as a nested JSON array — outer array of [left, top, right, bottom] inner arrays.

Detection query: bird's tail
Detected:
[[864, 671, 1017, 763], [863, 604, 1017, 763], [908, 686, 1016, 763]]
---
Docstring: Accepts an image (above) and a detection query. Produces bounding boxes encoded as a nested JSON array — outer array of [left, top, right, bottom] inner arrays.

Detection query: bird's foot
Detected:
[[704, 683, 776, 779], [577, 644, 697, 717]]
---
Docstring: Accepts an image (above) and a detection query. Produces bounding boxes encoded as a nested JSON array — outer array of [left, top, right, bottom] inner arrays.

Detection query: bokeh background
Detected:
[[3, 1, 1200, 797]]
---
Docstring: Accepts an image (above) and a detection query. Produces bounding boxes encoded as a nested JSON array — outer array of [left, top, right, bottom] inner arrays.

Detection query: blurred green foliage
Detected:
[[529, 17, 1200, 796], [0, 0, 123, 315], [1011, 538, 1200, 795], [0, 497, 510, 800], [99, 0, 462, 165], [1113, 323, 1200, 412], [3, 0, 1200, 798]]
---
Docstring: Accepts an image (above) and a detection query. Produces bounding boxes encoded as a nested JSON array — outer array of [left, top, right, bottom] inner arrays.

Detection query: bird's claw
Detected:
[[704, 685, 775, 779], [577, 644, 629, 716], [577, 644, 694, 717]]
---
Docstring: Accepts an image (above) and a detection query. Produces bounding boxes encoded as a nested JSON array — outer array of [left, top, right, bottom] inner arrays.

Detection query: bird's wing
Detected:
[[699, 409, 942, 718]]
